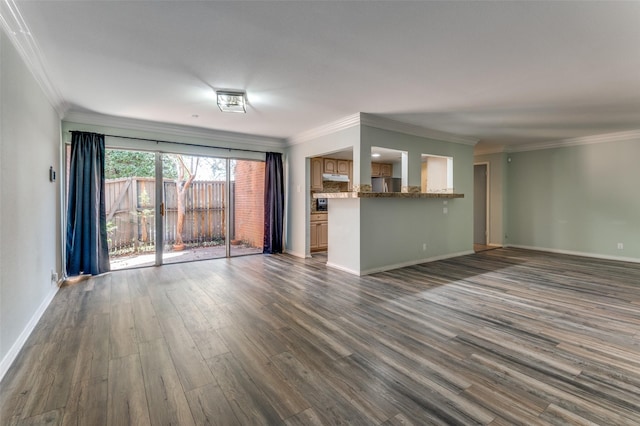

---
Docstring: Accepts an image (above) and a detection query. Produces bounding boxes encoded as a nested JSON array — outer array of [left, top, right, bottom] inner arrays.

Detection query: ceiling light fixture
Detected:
[[371, 153, 381, 158], [216, 90, 246, 113]]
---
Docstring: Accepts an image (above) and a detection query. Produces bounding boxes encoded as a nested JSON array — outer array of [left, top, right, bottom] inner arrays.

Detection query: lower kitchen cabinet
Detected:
[[310, 213, 328, 252]]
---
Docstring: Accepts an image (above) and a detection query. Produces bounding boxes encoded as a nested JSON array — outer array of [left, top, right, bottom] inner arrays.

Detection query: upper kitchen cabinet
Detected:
[[380, 163, 392, 177], [371, 162, 380, 176], [337, 160, 349, 175], [371, 162, 393, 177], [323, 158, 337, 174], [311, 157, 324, 190]]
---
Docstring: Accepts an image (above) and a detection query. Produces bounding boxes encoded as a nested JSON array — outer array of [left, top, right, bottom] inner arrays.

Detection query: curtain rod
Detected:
[[67, 130, 269, 155]]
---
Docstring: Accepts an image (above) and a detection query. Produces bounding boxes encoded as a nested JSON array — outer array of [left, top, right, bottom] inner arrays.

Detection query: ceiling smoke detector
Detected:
[[216, 91, 246, 113]]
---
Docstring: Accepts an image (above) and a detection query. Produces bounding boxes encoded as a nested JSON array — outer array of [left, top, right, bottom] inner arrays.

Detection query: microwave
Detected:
[[316, 198, 328, 211]]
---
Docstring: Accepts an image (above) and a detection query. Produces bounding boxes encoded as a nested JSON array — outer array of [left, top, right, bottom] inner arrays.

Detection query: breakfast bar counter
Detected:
[[313, 192, 464, 199]]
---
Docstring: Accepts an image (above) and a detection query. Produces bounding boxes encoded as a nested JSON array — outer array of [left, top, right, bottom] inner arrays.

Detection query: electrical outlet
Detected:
[[422, 243, 427, 251], [443, 207, 448, 214], [51, 270, 58, 283], [617, 243, 624, 250]]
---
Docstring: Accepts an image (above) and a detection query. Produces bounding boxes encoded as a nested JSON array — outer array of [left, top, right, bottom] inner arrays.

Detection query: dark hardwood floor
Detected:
[[2, 248, 640, 425]]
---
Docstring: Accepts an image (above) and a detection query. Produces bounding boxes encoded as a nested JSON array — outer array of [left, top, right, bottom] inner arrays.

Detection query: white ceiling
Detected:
[[6, 1, 640, 150]]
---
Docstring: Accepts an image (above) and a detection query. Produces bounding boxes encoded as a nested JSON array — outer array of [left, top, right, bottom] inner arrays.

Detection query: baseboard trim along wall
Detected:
[[284, 250, 307, 259], [325, 262, 361, 276], [327, 250, 475, 276], [0, 286, 58, 381], [359, 250, 475, 276], [506, 245, 640, 264]]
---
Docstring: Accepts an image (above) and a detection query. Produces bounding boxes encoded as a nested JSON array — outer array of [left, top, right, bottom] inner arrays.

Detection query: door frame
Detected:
[[473, 162, 490, 245], [156, 153, 231, 266], [155, 152, 164, 266]]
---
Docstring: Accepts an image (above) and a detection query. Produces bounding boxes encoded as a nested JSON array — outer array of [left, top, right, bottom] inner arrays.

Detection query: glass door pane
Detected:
[[230, 159, 265, 257], [103, 149, 157, 270], [162, 154, 228, 264]]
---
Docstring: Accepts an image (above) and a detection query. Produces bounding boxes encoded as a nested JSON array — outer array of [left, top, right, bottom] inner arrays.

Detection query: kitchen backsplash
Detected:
[[322, 181, 348, 192], [310, 181, 348, 212]]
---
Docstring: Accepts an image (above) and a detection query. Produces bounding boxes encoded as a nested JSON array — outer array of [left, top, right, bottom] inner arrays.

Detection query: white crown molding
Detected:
[[287, 113, 361, 145], [288, 112, 478, 146], [506, 129, 640, 153], [474, 144, 506, 156], [63, 111, 286, 150], [0, 1, 67, 117], [360, 113, 479, 146]]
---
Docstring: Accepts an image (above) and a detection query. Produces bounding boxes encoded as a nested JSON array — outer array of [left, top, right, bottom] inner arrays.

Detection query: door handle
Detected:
[[160, 202, 165, 216]]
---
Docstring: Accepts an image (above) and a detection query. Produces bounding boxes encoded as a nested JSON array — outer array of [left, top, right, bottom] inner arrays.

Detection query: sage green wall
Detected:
[[360, 126, 475, 272], [507, 139, 640, 260], [474, 152, 507, 245]]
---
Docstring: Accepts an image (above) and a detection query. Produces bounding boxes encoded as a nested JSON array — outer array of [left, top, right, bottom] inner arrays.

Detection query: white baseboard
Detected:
[[506, 244, 640, 264], [325, 262, 361, 276], [284, 249, 307, 259], [0, 286, 58, 381], [327, 250, 475, 276], [360, 250, 475, 275]]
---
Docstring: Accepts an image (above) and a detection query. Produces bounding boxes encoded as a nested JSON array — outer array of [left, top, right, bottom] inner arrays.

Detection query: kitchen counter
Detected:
[[313, 192, 464, 199]]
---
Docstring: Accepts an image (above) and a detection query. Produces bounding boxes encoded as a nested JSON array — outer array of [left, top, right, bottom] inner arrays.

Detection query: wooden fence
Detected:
[[105, 177, 233, 254]]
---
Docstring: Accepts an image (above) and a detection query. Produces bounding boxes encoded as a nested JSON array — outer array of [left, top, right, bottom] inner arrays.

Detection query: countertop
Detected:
[[312, 192, 464, 199]]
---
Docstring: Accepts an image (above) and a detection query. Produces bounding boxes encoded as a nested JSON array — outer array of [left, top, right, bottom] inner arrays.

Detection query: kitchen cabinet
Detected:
[[337, 160, 349, 175], [311, 157, 324, 190], [371, 162, 393, 177], [323, 158, 337, 174], [348, 160, 353, 191], [310, 213, 328, 252], [371, 162, 380, 177]]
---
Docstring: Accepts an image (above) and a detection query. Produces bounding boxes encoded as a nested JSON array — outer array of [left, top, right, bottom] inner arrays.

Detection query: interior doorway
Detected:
[[474, 163, 489, 246]]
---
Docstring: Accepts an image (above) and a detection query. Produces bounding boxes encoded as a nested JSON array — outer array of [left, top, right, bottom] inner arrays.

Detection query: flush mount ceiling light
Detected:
[[371, 153, 381, 158], [216, 91, 246, 113]]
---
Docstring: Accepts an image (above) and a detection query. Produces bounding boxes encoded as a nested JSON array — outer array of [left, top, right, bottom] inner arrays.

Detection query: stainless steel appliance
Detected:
[[316, 198, 328, 211], [372, 177, 402, 193], [322, 173, 349, 182]]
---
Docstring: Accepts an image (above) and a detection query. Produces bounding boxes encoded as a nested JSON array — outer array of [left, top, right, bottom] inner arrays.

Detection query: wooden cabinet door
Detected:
[[371, 162, 380, 177], [380, 163, 392, 177], [323, 158, 337, 174], [318, 222, 329, 248], [337, 160, 349, 175], [310, 222, 318, 249], [311, 158, 323, 190]]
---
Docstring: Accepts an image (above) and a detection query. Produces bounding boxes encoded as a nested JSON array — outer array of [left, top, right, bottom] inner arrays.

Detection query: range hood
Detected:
[[322, 173, 350, 182]]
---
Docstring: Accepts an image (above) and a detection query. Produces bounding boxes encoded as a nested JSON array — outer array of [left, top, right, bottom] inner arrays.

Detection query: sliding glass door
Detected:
[[161, 154, 228, 265], [229, 159, 265, 257], [91, 148, 265, 270], [102, 149, 159, 270]]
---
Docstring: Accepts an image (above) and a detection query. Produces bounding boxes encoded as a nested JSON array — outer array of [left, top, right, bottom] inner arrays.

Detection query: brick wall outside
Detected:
[[233, 160, 265, 248]]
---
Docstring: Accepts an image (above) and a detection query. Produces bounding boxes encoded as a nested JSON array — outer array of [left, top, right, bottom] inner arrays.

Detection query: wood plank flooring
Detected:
[[2, 248, 640, 425]]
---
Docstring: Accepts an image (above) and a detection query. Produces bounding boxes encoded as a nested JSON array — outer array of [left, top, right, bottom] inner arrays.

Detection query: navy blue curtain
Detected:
[[66, 131, 110, 275], [263, 152, 284, 254]]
